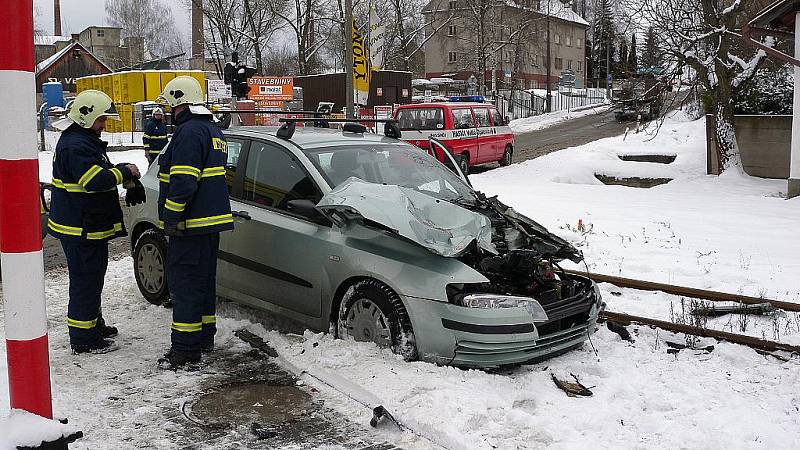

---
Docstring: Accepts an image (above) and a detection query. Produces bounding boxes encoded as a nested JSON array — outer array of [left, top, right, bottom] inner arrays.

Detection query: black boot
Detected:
[[72, 339, 118, 355], [158, 349, 201, 370], [96, 316, 118, 338]]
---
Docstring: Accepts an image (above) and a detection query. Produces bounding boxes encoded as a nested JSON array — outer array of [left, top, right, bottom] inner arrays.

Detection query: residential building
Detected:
[[34, 35, 72, 65], [423, 0, 589, 89], [77, 26, 144, 69]]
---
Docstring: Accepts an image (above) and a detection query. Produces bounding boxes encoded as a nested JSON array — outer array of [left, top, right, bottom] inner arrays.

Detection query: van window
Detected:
[[397, 107, 445, 131], [452, 108, 474, 129], [473, 108, 490, 127], [490, 108, 504, 126]]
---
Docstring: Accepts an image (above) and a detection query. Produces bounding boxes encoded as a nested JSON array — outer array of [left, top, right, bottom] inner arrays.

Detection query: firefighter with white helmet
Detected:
[[49, 90, 141, 354], [156, 76, 233, 369], [143, 106, 168, 164]]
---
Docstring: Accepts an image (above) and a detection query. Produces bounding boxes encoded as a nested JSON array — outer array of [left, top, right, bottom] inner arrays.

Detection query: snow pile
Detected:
[[509, 104, 610, 134], [0, 410, 79, 450], [41, 130, 145, 153]]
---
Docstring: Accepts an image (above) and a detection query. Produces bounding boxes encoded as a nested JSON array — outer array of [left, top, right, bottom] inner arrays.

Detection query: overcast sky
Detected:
[[34, 0, 192, 37]]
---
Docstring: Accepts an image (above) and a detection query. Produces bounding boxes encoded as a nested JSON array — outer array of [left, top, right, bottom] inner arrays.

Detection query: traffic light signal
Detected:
[[224, 53, 257, 99]]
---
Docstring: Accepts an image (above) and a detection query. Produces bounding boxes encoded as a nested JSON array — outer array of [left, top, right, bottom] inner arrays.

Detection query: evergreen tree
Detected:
[[642, 26, 660, 68], [592, 0, 616, 86], [618, 38, 628, 75], [628, 33, 638, 72]]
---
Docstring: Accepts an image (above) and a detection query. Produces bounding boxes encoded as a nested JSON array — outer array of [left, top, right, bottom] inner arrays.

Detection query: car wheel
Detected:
[[337, 280, 417, 361], [459, 153, 470, 175], [500, 145, 513, 166], [133, 229, 170, 306]]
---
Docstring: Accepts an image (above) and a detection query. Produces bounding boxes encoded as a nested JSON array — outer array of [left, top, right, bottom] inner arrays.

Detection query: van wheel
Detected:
[[133, 229, 170, 306], [459, 153, 470, 175], [337, 280, 417, 361], [500, 145, 513, 166]]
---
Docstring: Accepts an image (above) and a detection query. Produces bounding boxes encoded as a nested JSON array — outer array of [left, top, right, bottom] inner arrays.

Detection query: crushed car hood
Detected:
[[317, 178, 497, 257]]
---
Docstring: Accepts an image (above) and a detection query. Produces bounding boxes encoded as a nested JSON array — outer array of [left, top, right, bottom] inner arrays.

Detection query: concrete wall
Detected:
[[706, 114, 791, 178]]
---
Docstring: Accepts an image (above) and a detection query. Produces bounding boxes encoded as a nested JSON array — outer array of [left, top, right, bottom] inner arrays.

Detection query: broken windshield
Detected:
[[304, 143, 476, 203]]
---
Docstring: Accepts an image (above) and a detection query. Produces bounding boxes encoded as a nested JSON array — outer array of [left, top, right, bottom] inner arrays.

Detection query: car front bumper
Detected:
[[404, 283, 603, 368]]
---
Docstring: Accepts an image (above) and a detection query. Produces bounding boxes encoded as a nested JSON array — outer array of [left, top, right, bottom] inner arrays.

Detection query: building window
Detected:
[[449, 0, 456, 9], [567, 60, 572, 70], [96, 29, 105, 37], [448, 25, 456, 36], [554, 34, 560, 45], [577, 61, 582, 72], [448, 51, 458, 63], [577, 38, 583, 48], [555, 57, 563, 70], [566, 36, 572, 46]]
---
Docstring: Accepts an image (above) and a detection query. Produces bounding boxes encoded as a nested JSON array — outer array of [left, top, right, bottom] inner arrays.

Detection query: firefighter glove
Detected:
[[125, 178, 147, 207]]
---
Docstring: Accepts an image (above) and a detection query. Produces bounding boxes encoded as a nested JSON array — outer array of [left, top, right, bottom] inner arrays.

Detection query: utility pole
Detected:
[[345, 0, 354, 119], [545, 8, 552, 113]]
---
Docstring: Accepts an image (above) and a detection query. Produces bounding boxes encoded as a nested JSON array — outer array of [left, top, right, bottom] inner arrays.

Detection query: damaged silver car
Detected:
[[128, 126, 603, 368]]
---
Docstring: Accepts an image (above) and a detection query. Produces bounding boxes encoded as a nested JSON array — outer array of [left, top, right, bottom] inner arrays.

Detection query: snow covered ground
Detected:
[[41, 130, 145, 153], [2, 111, 799, 449], [509, 104, 611, 134]]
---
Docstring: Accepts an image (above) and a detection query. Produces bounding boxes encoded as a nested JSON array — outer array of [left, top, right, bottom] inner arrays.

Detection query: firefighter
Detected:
[[142, 107, 168, 164], [156, 76, 234, 369], [48, 90, 140, 354]]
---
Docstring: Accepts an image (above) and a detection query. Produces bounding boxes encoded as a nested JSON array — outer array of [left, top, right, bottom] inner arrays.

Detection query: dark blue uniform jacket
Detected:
[[158, 110, 233, 235], [143, 118, 168, 158], [48, 124, 133, 241]]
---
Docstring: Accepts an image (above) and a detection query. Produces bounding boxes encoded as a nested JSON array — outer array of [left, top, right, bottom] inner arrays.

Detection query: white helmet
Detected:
[[54, 90, 119, 130], [159, 76, 211, 115], [152, 107, 164, 116]]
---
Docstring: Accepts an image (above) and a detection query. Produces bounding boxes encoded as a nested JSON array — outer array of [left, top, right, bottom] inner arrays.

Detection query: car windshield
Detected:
[[304, 143, 476, 203]]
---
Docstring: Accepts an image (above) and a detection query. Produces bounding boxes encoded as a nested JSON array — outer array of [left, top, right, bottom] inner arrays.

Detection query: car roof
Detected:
[[397, 102, 492, 109], [224, 126, 406, 150]]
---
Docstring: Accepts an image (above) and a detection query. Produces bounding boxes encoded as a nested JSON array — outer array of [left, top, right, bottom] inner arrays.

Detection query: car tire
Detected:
[[337, 280, 417, 361], [500, 145, 513, 166], [459, 153, 470, 175], [133, 229, 170, 306]]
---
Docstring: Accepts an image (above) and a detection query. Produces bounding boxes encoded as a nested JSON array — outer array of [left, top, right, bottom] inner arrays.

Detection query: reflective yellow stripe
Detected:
[[110, 167, 123, 185], [67, 317, 98, 329], [78, 165, 103, 187], [185, 213, 234, 229], [148, 149, 162, 155], [48, 218, 82, 236], [171, 322, 202, 333], [52, 178, 86, 193], [202, 315, 216, 324], [143, 144, 150, 148], [86, 222, 123, 240], [170, 165, 201, 178], [165, 199, 186, 212], [158, 173, 170, 183], [201, 166, 226, 178], [143, 134, 168, 140]]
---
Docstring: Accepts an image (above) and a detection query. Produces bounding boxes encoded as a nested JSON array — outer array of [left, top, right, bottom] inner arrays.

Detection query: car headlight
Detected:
[[461, 294, 549, 323]]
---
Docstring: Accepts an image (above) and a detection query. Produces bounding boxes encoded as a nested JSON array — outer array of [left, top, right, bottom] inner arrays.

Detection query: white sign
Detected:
[[369, 7, 385, 71], [207, 79, 232, 101]]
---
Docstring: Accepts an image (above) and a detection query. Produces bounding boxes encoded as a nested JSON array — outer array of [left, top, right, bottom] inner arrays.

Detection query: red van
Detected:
[[394, 101, 515, 174]]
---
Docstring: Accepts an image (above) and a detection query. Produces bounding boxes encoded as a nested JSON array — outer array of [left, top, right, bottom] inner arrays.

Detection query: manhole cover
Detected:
[[191, 383, 314, 426]]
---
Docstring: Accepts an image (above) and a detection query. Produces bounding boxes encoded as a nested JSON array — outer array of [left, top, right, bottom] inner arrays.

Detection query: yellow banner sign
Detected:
[[352, 19, 370, 106]]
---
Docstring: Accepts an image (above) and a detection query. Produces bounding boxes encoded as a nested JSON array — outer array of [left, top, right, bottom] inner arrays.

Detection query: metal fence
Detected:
[[494, 88, 607, 120]]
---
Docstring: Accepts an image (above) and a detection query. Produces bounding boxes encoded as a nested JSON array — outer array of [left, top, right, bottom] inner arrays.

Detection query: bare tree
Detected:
[[637, 0, 774, 170], [184, 0, 285, 75], [105, 0, 185, 65], [269, 0, 340, 75]]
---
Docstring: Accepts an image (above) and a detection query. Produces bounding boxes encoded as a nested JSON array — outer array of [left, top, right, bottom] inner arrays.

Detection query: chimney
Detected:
[[191, 0, 204, 70], [54, 0, 62, 36]]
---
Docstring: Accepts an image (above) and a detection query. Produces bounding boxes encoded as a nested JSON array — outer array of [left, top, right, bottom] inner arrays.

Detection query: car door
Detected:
[[214, 136, 248, 288], [471, 106, 494, 163], [220, 139, 334, 318], [449, 107, 478, 166], [430, 137, 471, 186]]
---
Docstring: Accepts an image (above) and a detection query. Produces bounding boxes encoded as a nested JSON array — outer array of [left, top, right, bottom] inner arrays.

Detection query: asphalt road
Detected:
[[512, 108, 629, 162]]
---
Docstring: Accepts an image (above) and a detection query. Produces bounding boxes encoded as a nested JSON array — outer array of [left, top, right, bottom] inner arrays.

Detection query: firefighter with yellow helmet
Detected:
[[48, 90, 141, 354], [156, 76, 233, 369]]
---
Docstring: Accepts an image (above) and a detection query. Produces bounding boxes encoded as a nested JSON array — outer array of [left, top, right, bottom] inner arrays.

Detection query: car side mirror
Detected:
[[287, 199, 330, 225]]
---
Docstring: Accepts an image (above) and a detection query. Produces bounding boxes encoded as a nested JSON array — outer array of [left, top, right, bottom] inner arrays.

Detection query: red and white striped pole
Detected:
[[0, 0, 53, 419]]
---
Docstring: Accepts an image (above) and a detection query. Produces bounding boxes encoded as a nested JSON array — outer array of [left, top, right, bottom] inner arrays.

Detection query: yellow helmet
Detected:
[[66, 90, 119, 128], [159, 76, 205, 108]]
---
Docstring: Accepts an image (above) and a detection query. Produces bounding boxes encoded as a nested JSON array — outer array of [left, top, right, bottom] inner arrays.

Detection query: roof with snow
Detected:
[[748, 0, 800, 29], [34, 35, 71, 46], [423, 0, 589, 27], [35, 41, 111, 74]]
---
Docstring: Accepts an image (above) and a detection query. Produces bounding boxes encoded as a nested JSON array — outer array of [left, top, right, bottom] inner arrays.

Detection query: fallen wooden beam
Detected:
[[600, 310, 800, 354], [566, 270, 800, 313]]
